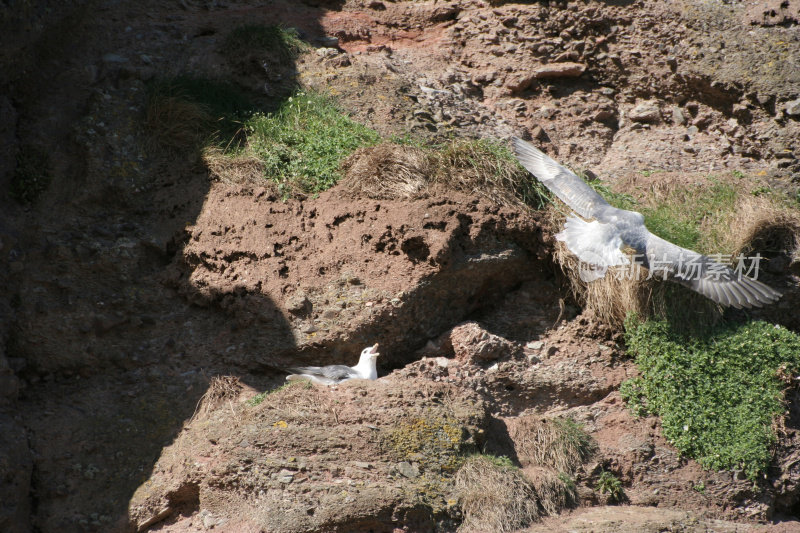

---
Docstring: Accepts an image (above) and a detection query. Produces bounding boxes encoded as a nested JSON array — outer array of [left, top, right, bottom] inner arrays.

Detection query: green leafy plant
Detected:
[[595, 470, 624, 503], [623, 316, 800, 479]]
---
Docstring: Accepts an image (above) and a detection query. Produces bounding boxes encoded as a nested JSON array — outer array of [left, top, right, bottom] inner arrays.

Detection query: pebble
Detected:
[[671, 106, 687, 125], [396, 461, 419, 479], [276, 469, 295, 483], [287, 294, 311, 315], [533, 62, 586, 79], [629, 101, 660, 123], [785, 98, 800, 117], [319, 36, 339, 48]]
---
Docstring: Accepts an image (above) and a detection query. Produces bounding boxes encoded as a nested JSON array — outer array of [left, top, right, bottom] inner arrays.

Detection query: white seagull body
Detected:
[[286, 344, 380, 385], [512, 137, 781, 309]]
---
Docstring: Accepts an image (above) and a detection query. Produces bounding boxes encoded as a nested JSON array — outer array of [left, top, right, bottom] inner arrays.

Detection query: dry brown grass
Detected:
[[192, 375, 243, 420], [247, 381, 327, 423], [455, 455, 540, 533], [202, 146, 270, 185], [430, 140, 539, 208], [721, 196, 800, 260], [523, 466, 577, 515], [339, 143, 431, 199], [145, 94, 214, 151], [339, 139, 549, 209], [508, 415, 595, 474]]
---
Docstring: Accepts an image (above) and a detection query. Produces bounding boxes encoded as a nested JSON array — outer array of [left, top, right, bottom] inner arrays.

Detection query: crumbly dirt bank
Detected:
[[2, 0, 800, 532], [168, 183, 550, 370]]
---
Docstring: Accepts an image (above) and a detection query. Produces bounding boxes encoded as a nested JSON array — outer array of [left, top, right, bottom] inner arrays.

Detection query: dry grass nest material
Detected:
[[550, 195, 800, 327], [340, 141, 539, 208], [193, 375, 243, 419]]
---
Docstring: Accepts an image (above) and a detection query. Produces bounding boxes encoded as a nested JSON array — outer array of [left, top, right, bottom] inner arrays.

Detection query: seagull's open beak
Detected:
[[370, 343, 380, 357]]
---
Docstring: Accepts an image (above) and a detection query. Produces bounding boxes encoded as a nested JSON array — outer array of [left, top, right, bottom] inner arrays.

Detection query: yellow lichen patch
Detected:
[[384, 415, 468, 474]]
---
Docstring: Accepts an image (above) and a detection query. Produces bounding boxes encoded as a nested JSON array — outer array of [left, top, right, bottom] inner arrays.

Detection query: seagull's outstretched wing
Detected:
[[643, 232, 781, 308], [512, 137, 610, 219], [287, 365, 357, 382]]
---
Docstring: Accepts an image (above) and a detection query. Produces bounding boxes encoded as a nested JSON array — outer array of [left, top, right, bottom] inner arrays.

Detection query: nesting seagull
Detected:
[[285, 344, 380, 385], [511, 137, 781, 308]]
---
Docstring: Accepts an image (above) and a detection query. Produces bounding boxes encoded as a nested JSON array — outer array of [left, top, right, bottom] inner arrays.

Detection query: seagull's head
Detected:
[[358, 343, 380, 366]]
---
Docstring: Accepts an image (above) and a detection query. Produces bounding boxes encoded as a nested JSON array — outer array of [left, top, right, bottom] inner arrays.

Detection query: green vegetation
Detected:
[[595, 470, 624, 503], [10, 145, 51, 203], [244, 91, 380, 194], [478, 453, 516, 469], [222, 24, 309, 62], [621, 317, 800, 480], [591, 178, 738, 253], [557, 472, 578, 495]]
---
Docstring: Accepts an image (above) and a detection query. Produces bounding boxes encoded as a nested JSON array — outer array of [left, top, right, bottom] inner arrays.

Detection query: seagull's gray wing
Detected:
[[512, 137, 611, 219], [642, 232, 781, 308], [288, 365, 358, 381]]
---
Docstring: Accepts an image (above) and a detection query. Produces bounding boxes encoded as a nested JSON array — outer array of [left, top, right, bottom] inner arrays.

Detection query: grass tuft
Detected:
[[145, 76, 255, 151], [508, 415, 596, 474], [193, 375, 242, 419], [244, 91, 380, 194], [222, 25, 309, 63], [340, 138, 551, 210], [431, 139, 551, 209], [340, 142, 431, 200], [525, 466, 578, 515], [621, 317, 800, 479], [455, 454, 540, 532]]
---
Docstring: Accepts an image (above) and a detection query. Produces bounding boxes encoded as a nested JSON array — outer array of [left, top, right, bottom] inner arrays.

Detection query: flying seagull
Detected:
[[511, 137, 781, 308], [286, 344, 380, 385]]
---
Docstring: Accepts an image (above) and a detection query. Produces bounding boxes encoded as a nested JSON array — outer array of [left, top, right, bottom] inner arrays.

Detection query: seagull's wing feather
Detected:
[[643, 232, 781, 308], [288, 365, 357, 381], [512, 137, 610, 219]]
